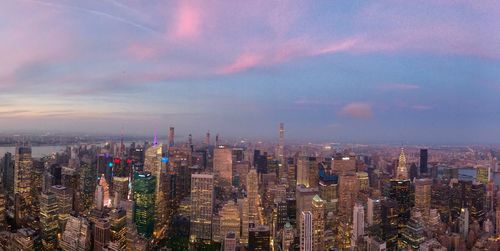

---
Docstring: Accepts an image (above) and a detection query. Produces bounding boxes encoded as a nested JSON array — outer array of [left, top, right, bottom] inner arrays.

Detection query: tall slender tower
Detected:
[[396, 148, 408, 180], [168, 127, 175, 147], [351, 203, 365, 247], [278, 123, 285, 164], [14, 144, 33, 226], [247, 169, 258, 223], [190, 173, 214, 241], [205, 131, 211, 146]]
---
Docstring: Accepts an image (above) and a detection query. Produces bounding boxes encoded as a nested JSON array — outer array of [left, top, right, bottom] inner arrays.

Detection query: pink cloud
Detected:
[[171, 3, 202, 40], [340, 102, 373, 119], [126, 43, 157, 60], [379, 83, 420, 90], [217, 53, 264, 74]]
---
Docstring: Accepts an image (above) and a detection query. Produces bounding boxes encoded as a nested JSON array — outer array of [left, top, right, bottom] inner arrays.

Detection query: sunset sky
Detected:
[[1, 0, 499, 143]]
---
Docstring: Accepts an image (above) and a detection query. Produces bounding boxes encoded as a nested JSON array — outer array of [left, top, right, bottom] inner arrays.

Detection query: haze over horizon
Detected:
[[1, 0, 500, 144]]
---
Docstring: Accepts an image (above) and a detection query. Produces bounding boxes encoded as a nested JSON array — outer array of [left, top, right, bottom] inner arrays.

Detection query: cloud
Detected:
[[379, 83, 420, 91], [411, 105, 432, 111], [339, 102, 373, 119], [170, 2, 202, 40]]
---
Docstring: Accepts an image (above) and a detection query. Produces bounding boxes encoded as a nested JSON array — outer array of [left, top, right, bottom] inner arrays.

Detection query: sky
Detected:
[[1, 0, 500, 144]]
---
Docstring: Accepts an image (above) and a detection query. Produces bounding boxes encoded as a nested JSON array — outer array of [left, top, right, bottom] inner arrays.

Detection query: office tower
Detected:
[[2, 152, 13, 193], [357, 171, 369, 191], [112, 176, 129, 204], [380, 199, 398, 250], [212, 214, 221, 241], [300, 211, 312, 251], [0, 190, 4, 231], [14, 145, 33, 226], [94, 217, 111, 251], [331, 154, 356, 174], [214, 146, 233, 185], [400, 215, 426, 250], [409, 163, 418, 181], [277, 123, 285, 165], [248, 225, 270, 251], [168, 127, 175, 147], [396, 148, 408, 180], [282, 222, 294, 251], [476, 166, 490, 184], [219, 201, 241, 242], [60, 216, 91, 251], [351, 203, 365, 247], [367, 197, 382, 226], [109, 208, 127, 249], [143, 144, 168, 237], [247, 168, 259, 223], [296, 185, 318, 227], [98, 174, 111, 208], [389, 179, 412, 231], [311, 195, 325, 251], [296, 156, 319, 188], [13, 228, 40, 250], [276, 200, 288, 231], [190, 173, 214, 241], [50, 185, 72, 231], [459, 208, 469, 238], [338, 173, 359, 221], [419, 149, 428, 174], [95, 183, 104, 211], [239, 197, 249, 245], [205, 131, 211, 146], [319, 173, 338, 225], [414, 178, 432, 216], [79, 158, 96, 214], [224, 232, 237, 251], [39, 192, 59, 250], [133, 172, 156, 238]]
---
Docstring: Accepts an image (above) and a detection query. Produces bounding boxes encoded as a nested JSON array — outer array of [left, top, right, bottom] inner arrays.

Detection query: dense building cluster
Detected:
[[0, 125, 499, 251]]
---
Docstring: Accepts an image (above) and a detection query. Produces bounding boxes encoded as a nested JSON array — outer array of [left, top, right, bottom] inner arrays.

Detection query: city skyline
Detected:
[[1, 1, 500, 143]]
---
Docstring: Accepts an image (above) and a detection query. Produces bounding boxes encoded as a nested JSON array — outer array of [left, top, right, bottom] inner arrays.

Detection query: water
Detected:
[[0, 145, 66, 158]]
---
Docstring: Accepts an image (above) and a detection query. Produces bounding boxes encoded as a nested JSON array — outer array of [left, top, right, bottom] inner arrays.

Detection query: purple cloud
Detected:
[[339, 103, 373, 119]]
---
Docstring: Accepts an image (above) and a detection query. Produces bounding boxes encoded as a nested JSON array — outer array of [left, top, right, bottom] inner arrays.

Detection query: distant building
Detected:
[[133, 172, 156, 238], [190, 173, 214, 241]]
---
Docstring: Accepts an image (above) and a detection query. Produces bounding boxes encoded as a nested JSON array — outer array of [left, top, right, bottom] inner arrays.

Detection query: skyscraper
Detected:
[[414, 178, 432, 216], [247, 168, 259, 223], [214, 146, 233, 186], [60, 216, 91, 251], [14, 145, 33, 226], [93, 217, 111, 251], [296, 156, 319, 188], [50, 185, 72, 231], [419, 149, 428, 174], [351, 203, 365, 248], [459, 208, 469, 238], [311, 195, 325, 251], [219, 201, 241, 242], [277, 123, 285, 165], [2, 152, 13, 193], [300, 211, 312, 251], [39, 192, 59, 251], [109, 208, 127, 249], [396, 148, 408, 180], [190, 173, 214, 241], [248, 225, 270, 251], [168, 127, 175, 147], [133, 172, 156, 238]]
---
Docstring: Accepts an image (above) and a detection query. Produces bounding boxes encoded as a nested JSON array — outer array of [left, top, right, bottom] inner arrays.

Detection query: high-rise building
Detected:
[[247, 168, 259, 223], [2, 152, 13, 193], [311, 195, 325, 251], [79, 158, 96, 215], [277, 123, 285, 165], [13, 228, 40, 250], [14, 145, 33, 226], [388, 180, 412, 230], [282, 222, 294, 251], [459, 207, 469, 238], [419, 149, 428, 174], [248, 225, 270, 251], [112, 176, 129, 204], [109, 208, 127, 249], [396, 148, 408, 180], [219, 201, 241, 242], [214, 146, 233, 185], [338, 173, 359, 222], [143, 144, 169, 238], [367, 197, 382, 226], [296, 156, 319, 188], [60, 216, 91, 251], [0, 189, 5, 231], [168, 127, 175, 147], [50, 185, 72, 231], [239, 197, 249, 245], [296, 185, 318, 227], [190, 173, 214, 241], [331, 154, 356, 175], [351, 203, 365, 248], [476, 166, 490, 184], [223, 232, 237, 251], [414, 178, 432, 216], [39, 192, 59, 251], [93, 217, 111, 251], [300, 211, 312, 251], [133, 172, 156, 238]]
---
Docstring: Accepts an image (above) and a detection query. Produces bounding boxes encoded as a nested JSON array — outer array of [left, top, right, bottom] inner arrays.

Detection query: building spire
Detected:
[[153, 129, 158, 146], [396, 148, 408, 179]]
